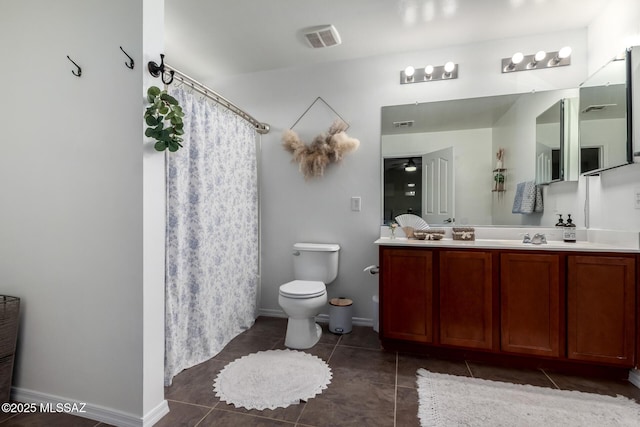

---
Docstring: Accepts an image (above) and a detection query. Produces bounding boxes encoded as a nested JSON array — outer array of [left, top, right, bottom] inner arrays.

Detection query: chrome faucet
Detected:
[[531, 233, 547, 245], [522, 233, 532, 244]]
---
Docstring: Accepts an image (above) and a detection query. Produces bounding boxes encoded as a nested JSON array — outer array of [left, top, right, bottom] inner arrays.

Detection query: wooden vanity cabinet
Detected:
[[439, 250, 496, 350], [567, 254, 636, 367], [379, 245, 638, 370], [500, 252, 563, 357], [380, 247, 433, 343]]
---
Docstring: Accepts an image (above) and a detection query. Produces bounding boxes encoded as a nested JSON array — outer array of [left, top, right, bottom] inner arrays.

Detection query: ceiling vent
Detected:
[[304, 25, 342, 48], [581, 103, 617, 113], [393, 120, 415, 128]]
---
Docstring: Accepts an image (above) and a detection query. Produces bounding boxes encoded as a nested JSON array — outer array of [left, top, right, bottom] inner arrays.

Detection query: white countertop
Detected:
[[374, 237, 640, 253]]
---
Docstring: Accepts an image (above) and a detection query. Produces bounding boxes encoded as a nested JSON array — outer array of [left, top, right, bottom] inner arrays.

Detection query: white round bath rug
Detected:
[[213, 349, 332, 410]]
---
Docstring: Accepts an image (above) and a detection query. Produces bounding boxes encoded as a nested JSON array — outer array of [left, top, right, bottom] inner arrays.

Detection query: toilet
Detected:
[[278, 242, 340, 349]]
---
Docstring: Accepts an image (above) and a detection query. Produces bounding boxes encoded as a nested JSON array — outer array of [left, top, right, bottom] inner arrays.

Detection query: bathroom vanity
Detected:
[[376, 237, 639, 374]]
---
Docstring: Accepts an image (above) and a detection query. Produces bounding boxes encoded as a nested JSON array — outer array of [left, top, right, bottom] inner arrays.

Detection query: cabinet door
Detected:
[[501, 253, 562, 357], [380, 247, 433, 343], [567, 255, 636, 366], [439, 250, 494, 349]]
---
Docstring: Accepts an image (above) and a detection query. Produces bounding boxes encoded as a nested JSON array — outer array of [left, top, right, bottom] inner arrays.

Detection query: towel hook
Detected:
[[147, 54, 174, 85], [119, 46, 134, 69], [66, 55, 82, 77]]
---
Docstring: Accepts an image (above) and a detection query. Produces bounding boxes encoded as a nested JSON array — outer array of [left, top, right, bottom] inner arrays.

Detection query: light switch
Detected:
[[351, 196, 361, 212], [635, 187, 640, 209]]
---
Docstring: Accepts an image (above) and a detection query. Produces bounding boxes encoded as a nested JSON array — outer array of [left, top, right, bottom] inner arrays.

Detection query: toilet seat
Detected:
[[279, 280, 326, 299]]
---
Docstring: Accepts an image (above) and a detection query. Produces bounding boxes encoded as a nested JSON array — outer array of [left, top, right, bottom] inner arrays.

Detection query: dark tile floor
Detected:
[[2, 316, 640, 426]]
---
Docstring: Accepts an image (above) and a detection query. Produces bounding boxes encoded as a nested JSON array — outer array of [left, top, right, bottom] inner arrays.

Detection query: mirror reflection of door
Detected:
[[580, 146, 603, 173], [383, 157, 423, 224], [423, 147, 454, 225]]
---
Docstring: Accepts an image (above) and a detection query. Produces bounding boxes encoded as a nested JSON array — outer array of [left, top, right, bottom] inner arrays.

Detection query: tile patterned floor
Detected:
[[2, 316, 640, 426]]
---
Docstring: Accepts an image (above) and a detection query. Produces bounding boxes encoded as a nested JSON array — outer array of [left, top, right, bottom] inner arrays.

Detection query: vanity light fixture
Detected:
[[400, 62, 458, 84], [502, 46, 571, 73], [405, 159, 417, 172]]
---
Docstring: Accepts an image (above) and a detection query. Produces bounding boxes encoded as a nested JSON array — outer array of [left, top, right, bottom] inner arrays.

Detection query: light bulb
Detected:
[[404, 66, 415, 77], [511, 52, 524, 65], [424, 65, 434, 75], [444, 62, 455, 73], [558, 46, 572, 59], [534, 51, 546, 61]]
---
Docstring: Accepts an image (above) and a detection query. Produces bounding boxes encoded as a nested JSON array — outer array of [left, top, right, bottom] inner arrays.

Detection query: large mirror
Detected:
[[578, 50, 633, 174], [381, 89, 578, 226]]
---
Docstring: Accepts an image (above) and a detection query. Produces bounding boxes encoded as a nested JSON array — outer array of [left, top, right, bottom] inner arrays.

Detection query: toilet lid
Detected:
[[279, 280, 326, 299]]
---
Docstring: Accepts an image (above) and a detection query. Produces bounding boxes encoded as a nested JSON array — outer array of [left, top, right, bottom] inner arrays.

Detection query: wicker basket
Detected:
[[0, 296, 20, 403], [452, 227, 475, 241]]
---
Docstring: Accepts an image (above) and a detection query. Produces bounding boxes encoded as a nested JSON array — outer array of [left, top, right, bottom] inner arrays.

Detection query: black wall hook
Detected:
[[148, 54, 174, 85], [119, 46, 134, 69], [66, 55, 82, 77]]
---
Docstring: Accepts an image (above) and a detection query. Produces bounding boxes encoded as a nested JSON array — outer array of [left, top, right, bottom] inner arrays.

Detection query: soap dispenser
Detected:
[[555, 214, 564, 228], [563, 214, 576, 242]]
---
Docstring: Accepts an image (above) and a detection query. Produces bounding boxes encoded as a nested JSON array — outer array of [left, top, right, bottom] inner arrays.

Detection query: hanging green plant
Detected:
[[144, 86, 185, 152]]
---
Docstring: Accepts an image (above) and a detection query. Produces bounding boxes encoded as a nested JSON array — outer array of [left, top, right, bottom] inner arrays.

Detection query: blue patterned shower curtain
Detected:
[[164, 87, 259, 385]]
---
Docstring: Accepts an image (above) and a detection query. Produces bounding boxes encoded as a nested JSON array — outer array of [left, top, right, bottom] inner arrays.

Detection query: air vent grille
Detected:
[[304, 25, 342, 48], [393, 120, 414, 128]]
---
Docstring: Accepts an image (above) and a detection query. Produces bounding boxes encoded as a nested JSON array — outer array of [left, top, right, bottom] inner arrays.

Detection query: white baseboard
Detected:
[[258, 308, 373, 327], [11, 387, 169, 427], [629, 369, 640, 390], [142, 400, 170, 427]]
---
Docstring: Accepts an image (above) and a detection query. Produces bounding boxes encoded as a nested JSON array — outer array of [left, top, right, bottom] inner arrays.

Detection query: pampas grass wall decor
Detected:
[[282, 119, 360, 179]]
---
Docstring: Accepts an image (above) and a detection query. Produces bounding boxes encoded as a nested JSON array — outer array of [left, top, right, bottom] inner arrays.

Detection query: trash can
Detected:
[[329, 297, 353, 334], [0, 296, 20, 403]]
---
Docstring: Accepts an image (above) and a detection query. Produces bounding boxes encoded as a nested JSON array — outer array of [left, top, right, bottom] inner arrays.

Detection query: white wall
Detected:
[[382, 128, 494, 225], [586, 0, 640, 231], [142, 0, 168, 422], [0, 1, 166, 425], [587, 0, 640, 73], [203, 29, 589, 322]]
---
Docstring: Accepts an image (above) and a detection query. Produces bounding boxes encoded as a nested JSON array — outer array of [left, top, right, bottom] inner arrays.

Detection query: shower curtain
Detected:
[[164, 86, 259, 385]]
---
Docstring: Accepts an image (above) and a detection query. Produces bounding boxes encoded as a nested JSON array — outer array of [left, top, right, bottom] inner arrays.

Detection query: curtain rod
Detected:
[[164, 64, 270, 135]]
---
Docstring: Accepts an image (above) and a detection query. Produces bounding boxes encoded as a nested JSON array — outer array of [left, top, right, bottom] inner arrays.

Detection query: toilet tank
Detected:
[[293, 243, 340, 284]]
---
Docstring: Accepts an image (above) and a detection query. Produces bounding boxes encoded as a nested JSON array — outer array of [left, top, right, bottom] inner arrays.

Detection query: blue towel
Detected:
[[513, 181, 543, 214], [512, 182, 525, 213]]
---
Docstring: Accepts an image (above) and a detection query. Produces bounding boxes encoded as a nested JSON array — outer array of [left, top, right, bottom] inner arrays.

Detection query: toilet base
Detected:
[[284, 318, 322, 349]]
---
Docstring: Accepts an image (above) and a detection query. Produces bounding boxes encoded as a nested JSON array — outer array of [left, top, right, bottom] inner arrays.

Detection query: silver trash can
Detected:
[[329, 297, 353, 334]]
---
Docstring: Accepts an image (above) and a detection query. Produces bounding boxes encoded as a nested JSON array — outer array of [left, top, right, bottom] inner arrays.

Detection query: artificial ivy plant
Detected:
[[144, 86, 185, 152]]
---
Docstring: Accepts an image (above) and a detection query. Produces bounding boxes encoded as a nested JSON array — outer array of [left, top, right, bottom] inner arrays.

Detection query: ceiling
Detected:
[[164, 0, 609, 82]]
